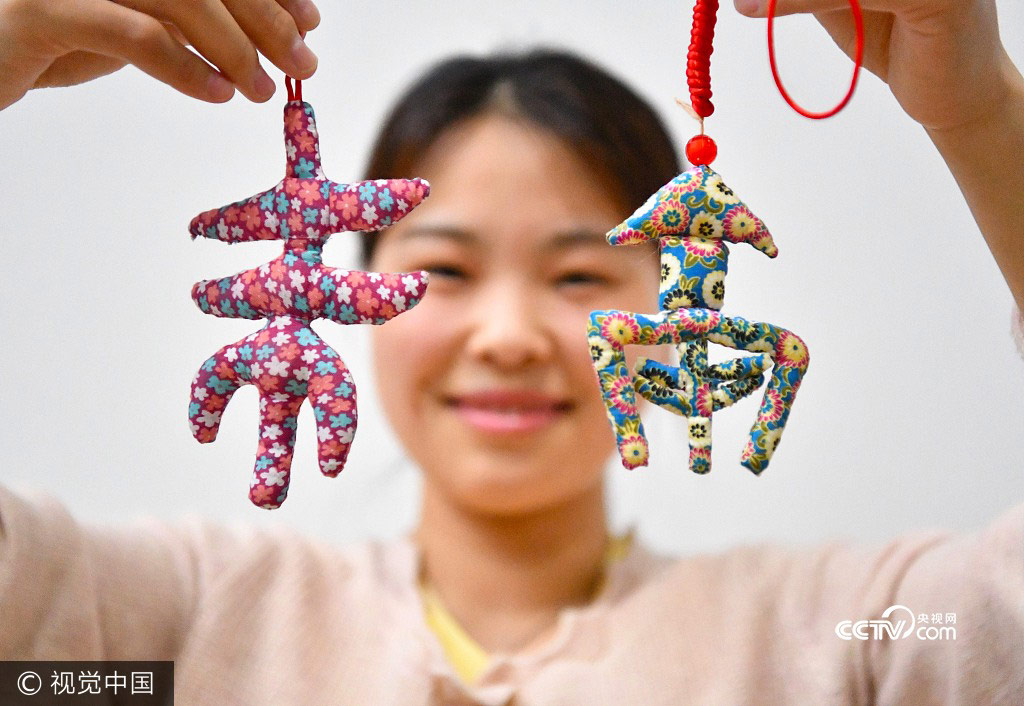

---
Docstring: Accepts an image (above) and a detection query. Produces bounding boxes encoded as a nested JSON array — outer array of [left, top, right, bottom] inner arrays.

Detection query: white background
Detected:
[[1, 0, 1022, 555]]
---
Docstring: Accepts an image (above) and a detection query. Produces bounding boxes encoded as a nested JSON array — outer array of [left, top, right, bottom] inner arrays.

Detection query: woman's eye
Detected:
[[421, 264, 467, 279], [557, 271, 608, 286]]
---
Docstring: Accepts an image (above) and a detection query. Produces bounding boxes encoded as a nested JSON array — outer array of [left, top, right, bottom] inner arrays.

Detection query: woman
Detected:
[[1, 0, 1023, 703]]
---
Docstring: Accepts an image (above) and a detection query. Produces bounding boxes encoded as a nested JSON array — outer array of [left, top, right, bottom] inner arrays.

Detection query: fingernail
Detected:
[[255, 69, 276, 101], [734, 0, 761, 15], [291, 38, 318, 77], [207, 73, 234, 102]]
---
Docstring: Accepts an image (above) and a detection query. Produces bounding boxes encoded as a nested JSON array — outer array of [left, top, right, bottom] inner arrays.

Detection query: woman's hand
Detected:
[[735, 0, 1015, 131], [0, 0, 320, 111], [738, 0, 1024, 316]]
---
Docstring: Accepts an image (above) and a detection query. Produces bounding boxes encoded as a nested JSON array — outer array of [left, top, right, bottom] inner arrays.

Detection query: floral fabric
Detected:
[[589, 166, 808, 474], [188, 101, 430, 509]]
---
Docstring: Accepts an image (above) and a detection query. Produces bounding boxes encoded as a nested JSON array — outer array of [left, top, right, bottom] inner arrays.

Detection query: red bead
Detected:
[[686, 134, 718, 166]]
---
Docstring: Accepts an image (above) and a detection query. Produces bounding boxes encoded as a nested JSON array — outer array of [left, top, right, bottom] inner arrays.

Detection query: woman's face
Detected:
[[370, 113, 661, 516]]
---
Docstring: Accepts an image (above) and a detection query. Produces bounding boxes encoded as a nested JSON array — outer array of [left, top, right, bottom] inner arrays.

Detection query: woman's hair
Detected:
[[359, 48, 681, 266]]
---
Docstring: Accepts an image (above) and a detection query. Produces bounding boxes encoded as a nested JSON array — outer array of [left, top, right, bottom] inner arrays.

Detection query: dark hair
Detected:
[[360, 48, 681, 267]]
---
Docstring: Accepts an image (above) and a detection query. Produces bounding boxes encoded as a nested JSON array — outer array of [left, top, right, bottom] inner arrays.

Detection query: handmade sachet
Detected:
[[187, 99, 429, 509], [588, 165, 808, 474]]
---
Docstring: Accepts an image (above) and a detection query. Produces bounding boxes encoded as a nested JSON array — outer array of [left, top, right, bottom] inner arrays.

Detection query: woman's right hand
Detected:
[[0, 0, 320, 111]]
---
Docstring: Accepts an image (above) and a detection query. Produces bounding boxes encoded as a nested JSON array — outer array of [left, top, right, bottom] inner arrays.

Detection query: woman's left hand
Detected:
[[734, 0, 1015, 131]]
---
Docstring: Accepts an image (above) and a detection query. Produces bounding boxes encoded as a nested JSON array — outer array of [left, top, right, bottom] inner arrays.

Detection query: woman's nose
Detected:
[[465, 282, 554, 370]]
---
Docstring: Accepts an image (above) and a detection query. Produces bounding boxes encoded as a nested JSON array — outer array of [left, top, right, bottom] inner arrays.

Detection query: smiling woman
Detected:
[[2, 0, 1024, 698], [369, 111, 667, 515], [362, 51, 678, 519], [360, 52, 679, 674]]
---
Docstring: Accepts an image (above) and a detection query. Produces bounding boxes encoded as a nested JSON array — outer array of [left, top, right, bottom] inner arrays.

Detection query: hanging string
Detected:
[[767, 0, 864, 119], [285, 30, 307, 103], [286, 76, 303, 102]]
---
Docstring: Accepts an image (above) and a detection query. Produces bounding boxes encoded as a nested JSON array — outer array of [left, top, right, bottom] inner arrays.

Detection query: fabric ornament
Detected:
[[581, 0, 852, 475], [187, 98, 430, 509], [588, 165, 809, 474]]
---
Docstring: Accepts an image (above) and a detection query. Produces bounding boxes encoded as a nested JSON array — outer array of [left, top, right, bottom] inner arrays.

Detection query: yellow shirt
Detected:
[[418, 533, 634, 686]]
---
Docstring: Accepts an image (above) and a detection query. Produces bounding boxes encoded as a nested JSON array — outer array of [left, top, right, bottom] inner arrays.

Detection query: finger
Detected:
[[118, 0, 274, 102], [163, 21, 188, 47], [33, 51, 128, 88], [813, 7, 895, 78], [735, 0, 843, 16], [223, 0, 318, 80], [276, 0, 321, 33], [734, 0, 900, 17], [60, 1, 235, 102]]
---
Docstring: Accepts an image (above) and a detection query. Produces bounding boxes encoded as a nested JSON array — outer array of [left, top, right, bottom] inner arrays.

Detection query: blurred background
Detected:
[[1, 0, 1022, 555]]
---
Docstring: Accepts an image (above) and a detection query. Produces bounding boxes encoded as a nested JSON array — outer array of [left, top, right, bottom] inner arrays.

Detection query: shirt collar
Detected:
[[379, 525, 665, 700]]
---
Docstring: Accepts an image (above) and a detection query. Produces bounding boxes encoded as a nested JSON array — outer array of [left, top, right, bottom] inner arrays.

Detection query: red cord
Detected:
[[285, 30, 307, 103], [285, 76, 303, 102], [686, 0, 720, 119], [767, 0, 864, 119]]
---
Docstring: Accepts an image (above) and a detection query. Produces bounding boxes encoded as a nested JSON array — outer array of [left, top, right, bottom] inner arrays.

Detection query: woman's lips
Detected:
[[446, 390, 571, 434]]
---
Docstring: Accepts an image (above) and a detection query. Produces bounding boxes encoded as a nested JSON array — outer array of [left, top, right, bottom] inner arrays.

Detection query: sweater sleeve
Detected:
[[871, 303, 1023, 700], [0, 484, 214, 660], [863, 503, 1024, 704], [872, 305, 1024, 698]]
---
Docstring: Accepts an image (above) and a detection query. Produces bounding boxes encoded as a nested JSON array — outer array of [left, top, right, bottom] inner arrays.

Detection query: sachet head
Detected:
[[188, 100, 430, 247]]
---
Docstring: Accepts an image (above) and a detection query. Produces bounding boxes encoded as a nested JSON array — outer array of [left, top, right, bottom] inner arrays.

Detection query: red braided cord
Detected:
[[686, 0, 719, 119]]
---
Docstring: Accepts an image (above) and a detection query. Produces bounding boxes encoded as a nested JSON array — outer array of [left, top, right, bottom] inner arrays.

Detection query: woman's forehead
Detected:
[[412, 115, 625, 214], [375, 114, 637, 259]]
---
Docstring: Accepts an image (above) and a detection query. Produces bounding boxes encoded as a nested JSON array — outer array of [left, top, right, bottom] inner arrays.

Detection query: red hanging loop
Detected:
[[285, 76, 303, 102], [285, 30, 307, 103], [767, 0, 864, 119]]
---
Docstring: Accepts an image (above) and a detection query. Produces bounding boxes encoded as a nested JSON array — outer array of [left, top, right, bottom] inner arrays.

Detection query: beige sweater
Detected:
[[1, 308, 1022, 705], [1, 483, 1023, 706]]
